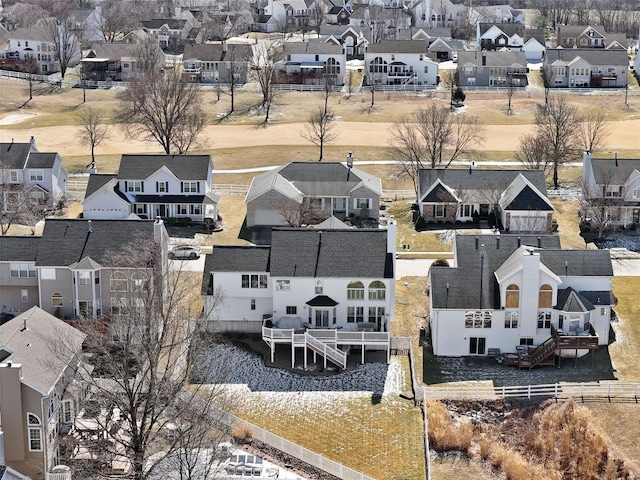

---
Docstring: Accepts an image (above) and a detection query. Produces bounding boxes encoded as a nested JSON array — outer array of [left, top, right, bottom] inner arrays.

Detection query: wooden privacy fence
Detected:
[[424, 382, 640, 403]]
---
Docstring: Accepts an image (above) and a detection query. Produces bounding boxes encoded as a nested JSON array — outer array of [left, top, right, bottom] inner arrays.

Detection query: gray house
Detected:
[[543, 48, 628, 88], [280, 41, 346, 85], [181, 43, 252, 84], [456, 49, 528, 87]]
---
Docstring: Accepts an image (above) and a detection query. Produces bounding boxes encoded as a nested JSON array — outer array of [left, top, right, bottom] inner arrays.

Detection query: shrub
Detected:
[[502, 450, 529, 480], [579, 220, 592, 232], [432, 259, 449, 267], [472, 210, 480, 225], [231, 424, 253, 444], [414, 216, 428, 231], [488, 211, 496, 227]]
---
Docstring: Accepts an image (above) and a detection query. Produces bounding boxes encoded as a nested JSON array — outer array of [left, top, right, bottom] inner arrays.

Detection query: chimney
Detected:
[[87, 220, 92, 233], [482, 49, 487, 66], [496, 236, 500, 249], [537, 237, 541, 248]]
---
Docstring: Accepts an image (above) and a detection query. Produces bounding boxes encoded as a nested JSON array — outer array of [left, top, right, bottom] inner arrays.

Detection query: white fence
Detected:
[[424, 382, 640, 402]]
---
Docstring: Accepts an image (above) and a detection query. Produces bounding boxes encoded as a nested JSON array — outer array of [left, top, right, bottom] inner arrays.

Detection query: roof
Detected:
[[431, 234, 592, 310], [25, 152, 57, 169], [0, 236, 40, 262], [557, 24, 606, 39], [246, 162, 382, 203], [8, 26, 49, 42], [36, 219, 161, 267], [84, 173, 118, 199], [590, 158, 640, 185], [555, 287, 594, 312], [86, 43, 139, 60], [0, 142, 32, 169], [306, 295, 339, 306], [499, 174, 554, 211], [117, 154, 212, 181], [201, 246, 271, 295], [419, 168, 547, 203], [544, 48, 629, 66], [270, 228, 393, 278], [422, 180, 458, 203], [0, 306, 86, 394], [141, 18, 187, 30], [525, 28, 545, 44], [315, 216, 351, 229], [183, 43, 252, 62], [367, 40, 427, 54], [284, 41, 343, 55], [457, 49, 527, 67], [478, 22, 524, 37]]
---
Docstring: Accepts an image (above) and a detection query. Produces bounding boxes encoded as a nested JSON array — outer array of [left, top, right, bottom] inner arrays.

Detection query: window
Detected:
[[634, 189, 640, 198], [40, 268, 55, 280], [424, 65, 429, 73], [111, 297, 125, 315], [52, 293, 63, 307], [369, 306, 385, 324], [505, 311, 518, 328], [520, 338, 534, 346], [79, 301, 93, 318], [505, 284, 519, 308], [275, 279, 290, 291], [110, 272, 128, 292], [157, 182, 168, 193], [286, 306, 297, 315], [537, 312, 552, 329], [250, 298, 256, 310], [182, 181, 198, 193], [30, 190, 45, 204], [29, 170, 44, 182], [9, 171, 18, 182], [177, 204, 188, 215], [461, 204, 472, 217], [242, 274, 268, 289], [315, 280, 323, 294], [538, 284, 552, 308], [347, 281, 364, 300], [434, 204, 445, 218], [10, 263, 36, 278], [21, 289, 28, 303], [27, 413, 42, 451], [465, 311, 492, 328], [355, 198, 371, 209], [134, 204, 147, 215], [78, 271, 91, 286], [190, 205, 202, 215], [369, 57, 388, 74], [368, 281, 386, 300], [127, 181, 143, 192], [131, 272, 148, 291], [347, 306, 364, 323], [324, 57, 340, 75], [62, 400, 74, 424]]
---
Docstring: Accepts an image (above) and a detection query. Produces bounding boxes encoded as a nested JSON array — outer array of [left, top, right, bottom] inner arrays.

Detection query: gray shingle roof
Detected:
[[478, 22, 524, 37], [86, 43, 139, 60], [590, 158, 640, 185], [183, 43, 252, 62], [85, 173, 118, 199], [367, 40, 427, 54], [0, 236, 40, 262], [201, 246, 270, 294], [503, 185, 553, 211], [0, 142, 31, 169], [141, 18, 186, 30], [419, 168, 547, 202], [457, 49, 527, 67], [430, 235, 613, 309], [117, 155, 212, 181], [544, 48, 629, 66], [0, 306, 85, 394], [270, 228, 392, 278], [25, 152, 57, 169], [555, 287, 594, 312], [36, 219, 159, 267], [284, 41, 343, 55]]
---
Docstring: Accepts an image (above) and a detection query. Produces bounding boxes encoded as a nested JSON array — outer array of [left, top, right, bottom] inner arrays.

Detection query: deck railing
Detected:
[[305, 333, 347, 368], [263, 327, 389, 346]]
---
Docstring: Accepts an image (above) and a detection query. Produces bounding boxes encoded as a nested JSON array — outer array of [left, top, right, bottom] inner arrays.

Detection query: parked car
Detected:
[[168, 245, 201, 259]]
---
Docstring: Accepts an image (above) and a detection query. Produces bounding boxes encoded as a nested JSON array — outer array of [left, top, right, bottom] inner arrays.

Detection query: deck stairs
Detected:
[[515, 335, 559, 369], [304, 333, 347, 369]]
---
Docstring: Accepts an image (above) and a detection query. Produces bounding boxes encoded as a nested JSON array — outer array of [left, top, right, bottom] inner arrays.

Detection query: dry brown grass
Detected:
[[231, 424, 253, 443], [427, 400, 473, 452]]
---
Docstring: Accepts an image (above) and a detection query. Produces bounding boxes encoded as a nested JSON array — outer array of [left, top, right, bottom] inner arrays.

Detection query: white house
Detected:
[[82, 154, 219, 222], [281, 41, 346, 85], [429, 234, 614, 364], [202, 224, 396, 367], [543, 48, 629, 88], [365, 40, 439, 86], [4, 26, 58, 74]]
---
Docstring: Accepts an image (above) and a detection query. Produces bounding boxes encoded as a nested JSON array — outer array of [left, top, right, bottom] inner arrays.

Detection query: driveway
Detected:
[[168, 255, 205, 273]]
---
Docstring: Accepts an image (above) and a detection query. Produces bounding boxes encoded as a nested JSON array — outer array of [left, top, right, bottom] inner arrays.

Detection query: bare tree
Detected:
[[278, 197, 324, 226], [535, 95, 581, 189], [540, 67, 551, 111], [388, 117, 426, 201], [252, 40, 283, 125], [516, 132, 552, 174], [301, 105, 340, 161], [0, 166, 51, 235], [3, 2, 48, 29], [41, 16, 81, 78], [220, 44, 250, 115], [77, 107, 111, 169], [506, 73, 516, 115], [55, 237, 228, 480], [581, 168, 622, 239], [24, 57, 39, 105], [133, 37, 164, 78], [98, 0, 153, 43], [579, 111, 609, 154], [308, 1, 326, 34], [115, 71, 206, 154]]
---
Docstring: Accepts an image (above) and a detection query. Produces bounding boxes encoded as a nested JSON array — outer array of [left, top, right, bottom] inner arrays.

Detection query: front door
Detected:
[[634, 208, 640, 223], [159, 205, 167, 217], [469, 337, 486, 355], [315, 309, 330, 328]]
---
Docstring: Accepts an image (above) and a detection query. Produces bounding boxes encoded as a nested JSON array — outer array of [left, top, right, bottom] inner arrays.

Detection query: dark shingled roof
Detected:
[[544, 48, 629, 66], [270, 228, 393, 278], [0, 142, 31, 169], [590, 158, 640, 185], [183, 43, 252, 62], [117, 155, 212, 181], [84, 173, 118, 199], [555, 287, 594, 312], [504, 185, 554, 210], [201, 246, 271, 295], [25, 152, 57, 169], [478, 22, 525, 37], [36, 219, 159, 267], [457, 49, 527, 67], [430, 235, 613, 309], [422, 182, 457, 203], [419, 168, 547, 201], [0, 236, 40, 262], [306, 295, 339, 306], [141, 18, 186, 29], [367, 40, 427, 54], [277, 162, 371, 197]]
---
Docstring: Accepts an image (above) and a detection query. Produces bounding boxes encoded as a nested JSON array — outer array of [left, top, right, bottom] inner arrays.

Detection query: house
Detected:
[[82, 154, 219, 222], [522, 29, 546, 63], [396, 27, 451, 42], [543, 48, 628, 88], [365, 40, 439, 86], [581, 151, 640, 228], [476, 22, 524, 50], [456, 49, 528, 87], [244, 161, 382, 232], [182, 43, 252, 83], [428, 234, 614, 362], [426, 36, 464, 61], [201, 223, 396, 367], [0, 306, 86, 479], [476, 4, 525, 24], [318, 25, 370, 59], [80, 42, 165, 82], [555, 25, 627, 50], [33, 218, 168, 319], [280, 41, 346, 85], [2, 25, 60, 74], [262, 0, 311, 29], [411, 0, 476, 31], [417, 167, 554, 232], [0, 236, 41, 316], [140, 18, 192, 53], [0, 137, 67, 212]]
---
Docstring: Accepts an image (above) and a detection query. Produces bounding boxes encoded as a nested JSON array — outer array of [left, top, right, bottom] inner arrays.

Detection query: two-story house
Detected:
[[476, 22, 524, 50], [34, 218, 168, 319], [0, 137, 67, 212], [365, 40, 439, 86], [80, 42, 165, 82], [429, 234, 614, 364], [202, 223, 396, 368], [476, 4, 525, 24], [0, 306, 86, 479], [318, 25, 370, 60], [582, 151, 640, 228], [555, 25, 627, 50], [418, 167, 554, 232], [245, 161, 382, 232], [82, 154, 218, 222], [0, 236, 40, 316], [543, 48, 629, 88], [140, 18, 192, 53], [456, 49, 528, 87], [280, 41, 346, 85], [4, 26, 59, 74], [182, 43, 252, 84]]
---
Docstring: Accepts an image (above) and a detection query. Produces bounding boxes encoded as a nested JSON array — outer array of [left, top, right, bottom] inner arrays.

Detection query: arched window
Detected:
[[368, 281, 386, 300], [369, 57, 388, 74], [347, 281, 364, 300], [539, 284, 553, 308], [52, 292, 63, 307], [324, 57, 340, 75], [110, 271, 128, 292], [27, 413, 42, 451], [505, 284, 519, 308], [131, 272, 149, 291]]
